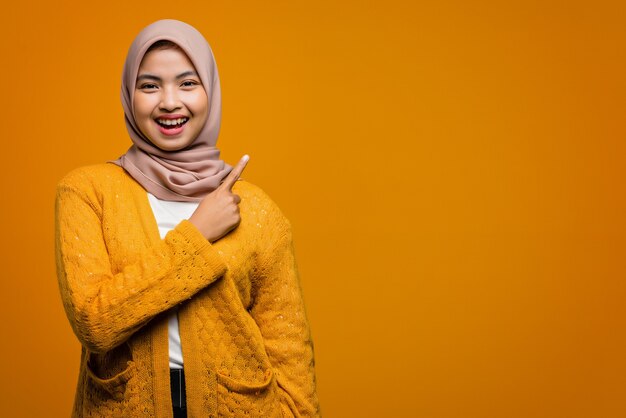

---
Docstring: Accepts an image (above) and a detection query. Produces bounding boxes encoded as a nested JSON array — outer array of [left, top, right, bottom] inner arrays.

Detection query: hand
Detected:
[[188, 154, 249, 243]]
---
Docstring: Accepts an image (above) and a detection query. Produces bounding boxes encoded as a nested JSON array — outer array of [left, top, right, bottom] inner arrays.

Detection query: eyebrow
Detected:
[[136, 70, 199, 82]]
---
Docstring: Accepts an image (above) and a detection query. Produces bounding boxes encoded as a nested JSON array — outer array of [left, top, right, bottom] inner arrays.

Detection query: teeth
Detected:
[[156, 117, 188, 126]]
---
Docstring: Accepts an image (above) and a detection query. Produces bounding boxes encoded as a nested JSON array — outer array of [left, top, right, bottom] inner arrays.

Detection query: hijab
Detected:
[[109, 19, 233, 202]]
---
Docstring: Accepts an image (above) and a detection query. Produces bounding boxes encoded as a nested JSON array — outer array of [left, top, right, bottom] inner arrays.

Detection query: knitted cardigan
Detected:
[[54, 163, 320, 417]]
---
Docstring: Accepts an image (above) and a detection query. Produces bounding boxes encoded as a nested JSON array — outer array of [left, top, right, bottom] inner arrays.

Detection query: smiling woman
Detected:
[[133, 41, 208, 151], [54, 19, 321, 418]]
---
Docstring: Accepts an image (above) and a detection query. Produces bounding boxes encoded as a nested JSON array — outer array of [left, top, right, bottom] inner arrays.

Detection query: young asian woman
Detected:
[[54, 19, 321, 418]]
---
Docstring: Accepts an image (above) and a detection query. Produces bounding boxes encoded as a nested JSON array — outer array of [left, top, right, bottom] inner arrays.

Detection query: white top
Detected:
[[147, 192, 201, 370]]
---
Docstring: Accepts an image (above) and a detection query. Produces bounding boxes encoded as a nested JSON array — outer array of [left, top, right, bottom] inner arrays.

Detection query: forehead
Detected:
[[138, 48, 197, 73]]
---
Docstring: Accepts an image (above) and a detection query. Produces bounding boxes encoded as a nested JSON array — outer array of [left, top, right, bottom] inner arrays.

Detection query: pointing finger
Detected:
[[221, 154, 249, 191]]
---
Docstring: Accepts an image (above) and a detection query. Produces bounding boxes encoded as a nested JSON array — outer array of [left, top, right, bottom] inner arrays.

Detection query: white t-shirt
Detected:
[[147, 192, 201, 370]]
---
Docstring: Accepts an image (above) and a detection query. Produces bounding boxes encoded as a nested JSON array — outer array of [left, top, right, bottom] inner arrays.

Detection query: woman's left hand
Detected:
[[188, 154, 249, 242]]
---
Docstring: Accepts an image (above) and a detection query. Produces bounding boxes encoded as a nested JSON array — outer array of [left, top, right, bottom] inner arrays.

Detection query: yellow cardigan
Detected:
[[54, 163, 321, 417]]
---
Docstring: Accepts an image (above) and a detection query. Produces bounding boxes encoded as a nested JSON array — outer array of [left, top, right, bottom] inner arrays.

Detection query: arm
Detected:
[[250, 205, 321, 417], [55, 184, 228, 353]]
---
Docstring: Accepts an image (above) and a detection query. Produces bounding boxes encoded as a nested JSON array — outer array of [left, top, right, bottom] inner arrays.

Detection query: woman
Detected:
[[55, 19, 320, 417]]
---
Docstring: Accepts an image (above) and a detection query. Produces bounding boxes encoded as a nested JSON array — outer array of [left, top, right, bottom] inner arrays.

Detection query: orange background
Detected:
[[2, 1, 626, 417]]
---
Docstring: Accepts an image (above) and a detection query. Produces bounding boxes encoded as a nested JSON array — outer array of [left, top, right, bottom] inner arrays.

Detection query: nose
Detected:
[[159, 85, 182, 111]]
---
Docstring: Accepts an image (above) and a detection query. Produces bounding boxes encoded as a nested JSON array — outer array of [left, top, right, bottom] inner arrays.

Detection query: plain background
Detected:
[[2, 0, 626, 417]]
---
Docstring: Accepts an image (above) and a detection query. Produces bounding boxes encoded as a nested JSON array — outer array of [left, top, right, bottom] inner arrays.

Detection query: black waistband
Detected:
[[170, 368, 187, 409]]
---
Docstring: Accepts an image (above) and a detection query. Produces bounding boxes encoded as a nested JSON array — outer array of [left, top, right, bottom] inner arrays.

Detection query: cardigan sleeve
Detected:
[[55, 183, 228, 354], [249, 202, 321, 417]]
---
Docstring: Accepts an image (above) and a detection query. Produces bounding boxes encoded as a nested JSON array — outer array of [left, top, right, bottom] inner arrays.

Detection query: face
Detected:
[[133, 47, 208, 151]]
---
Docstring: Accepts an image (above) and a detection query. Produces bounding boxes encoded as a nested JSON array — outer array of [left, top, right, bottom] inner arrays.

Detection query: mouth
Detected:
[[154, 117, 189, 129], [154, 117, 189, 136]]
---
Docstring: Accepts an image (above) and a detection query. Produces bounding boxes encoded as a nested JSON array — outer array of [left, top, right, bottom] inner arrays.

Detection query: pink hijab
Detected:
[[109, 19, 232, 202]]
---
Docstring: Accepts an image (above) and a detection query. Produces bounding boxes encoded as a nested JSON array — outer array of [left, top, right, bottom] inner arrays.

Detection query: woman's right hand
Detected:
[[188, 154, 249, 243]]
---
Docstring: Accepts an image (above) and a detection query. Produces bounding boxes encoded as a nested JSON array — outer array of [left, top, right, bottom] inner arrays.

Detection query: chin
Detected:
[[156, 143, 183, 152], [159, 139, 195, 152]]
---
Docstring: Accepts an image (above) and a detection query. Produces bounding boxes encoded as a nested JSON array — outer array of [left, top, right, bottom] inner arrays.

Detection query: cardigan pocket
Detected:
[[84, 343, 136, 402], [217, 366, 273, 393], [216, 367, 281, 417], [85, 359, 136, 401]]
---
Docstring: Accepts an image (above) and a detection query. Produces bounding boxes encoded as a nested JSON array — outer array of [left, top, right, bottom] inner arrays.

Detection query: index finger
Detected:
[[221, 154, 250, 191]]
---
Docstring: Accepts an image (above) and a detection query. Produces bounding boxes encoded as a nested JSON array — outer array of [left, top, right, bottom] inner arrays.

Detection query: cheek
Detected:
[[132, 99, 156, 136], [133, 95, 156, 119], [189, 92, 209, 117]]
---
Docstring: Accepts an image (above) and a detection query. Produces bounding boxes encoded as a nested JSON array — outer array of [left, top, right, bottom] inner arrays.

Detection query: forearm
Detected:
[[250, 216, 321, 417], [55, 185, 228, 353]]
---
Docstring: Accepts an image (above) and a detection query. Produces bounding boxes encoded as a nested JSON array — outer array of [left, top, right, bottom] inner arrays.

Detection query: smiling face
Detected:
[[133, 46, 208, 151]]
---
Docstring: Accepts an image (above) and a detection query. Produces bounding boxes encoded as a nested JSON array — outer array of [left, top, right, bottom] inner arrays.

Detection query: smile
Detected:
[[154, 118, 188, 136], [155, 117, 189, 129]]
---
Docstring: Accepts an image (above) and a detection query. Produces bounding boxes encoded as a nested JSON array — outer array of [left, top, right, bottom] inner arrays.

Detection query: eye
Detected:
[[181, 80, 199, 87], [139, 83, 158, 90]]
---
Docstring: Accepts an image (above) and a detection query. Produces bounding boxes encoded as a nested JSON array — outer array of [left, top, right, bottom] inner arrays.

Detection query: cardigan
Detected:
[[54, 162, 321, 417]]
